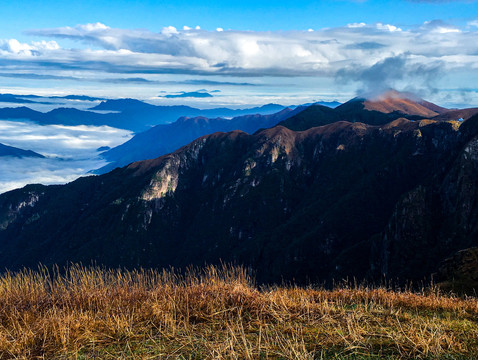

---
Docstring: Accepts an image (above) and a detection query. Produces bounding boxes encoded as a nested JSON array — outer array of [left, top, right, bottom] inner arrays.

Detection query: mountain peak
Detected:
[[361, 89, 415, 102], [350, 89, 447, 117]]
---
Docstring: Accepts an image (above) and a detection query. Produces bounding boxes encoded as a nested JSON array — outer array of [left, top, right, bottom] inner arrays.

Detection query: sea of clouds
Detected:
[[0, 120, 132, 194]]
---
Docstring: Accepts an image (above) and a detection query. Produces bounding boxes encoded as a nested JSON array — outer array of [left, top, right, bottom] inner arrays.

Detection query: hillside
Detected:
[[96, 107, 300, 173], [0, 265, 476, 359], [0, 111, 477, 286], [98, 91, 458, 172]]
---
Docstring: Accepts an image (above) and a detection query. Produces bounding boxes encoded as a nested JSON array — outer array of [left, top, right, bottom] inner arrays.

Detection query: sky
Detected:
[[1, 0, 478, 107]]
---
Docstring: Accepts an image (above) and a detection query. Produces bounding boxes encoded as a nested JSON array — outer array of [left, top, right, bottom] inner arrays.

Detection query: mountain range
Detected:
[[96, 107, 304, 173], [0, 91, 477, 287], [98, 90, 478, 173], [0, 100, 290, 132]]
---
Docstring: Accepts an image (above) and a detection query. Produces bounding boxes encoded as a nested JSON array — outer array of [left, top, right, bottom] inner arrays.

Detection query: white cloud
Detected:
[[468, 20, 478, 28], [0, 20, 471, 101], [347, 22, 366, 28], [0, 120, 132, 193], [0, 120, 131, 157], [18, 21, 476, 76], [78, 22, 110, 31], [216, 28, 224, 32], [0, 39, 60, 55], [162, 26, 178, 36], [0, 157, 104, 194], [376, 23, 402, 32], [421, 20, 460, 33]]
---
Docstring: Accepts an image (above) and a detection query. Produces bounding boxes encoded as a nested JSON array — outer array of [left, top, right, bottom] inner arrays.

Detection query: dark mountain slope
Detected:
[[276, 105, 340, 131], [373, 114, 478, 281], [0, 115, 474, 285]]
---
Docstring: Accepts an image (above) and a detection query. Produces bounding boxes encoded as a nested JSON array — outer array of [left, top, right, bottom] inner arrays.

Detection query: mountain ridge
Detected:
[[0, 101, 293, 132], [0, 112, 475, 284], [96, 107, 302, 173]]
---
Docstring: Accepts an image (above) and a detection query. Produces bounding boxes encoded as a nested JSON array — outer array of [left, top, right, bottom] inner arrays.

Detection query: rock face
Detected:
[[0, 110, 477, 286], [372, 118, 478, 284], [437, 247, 478, 293]]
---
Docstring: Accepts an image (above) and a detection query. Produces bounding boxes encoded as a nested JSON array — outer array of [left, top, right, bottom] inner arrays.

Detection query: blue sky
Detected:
[[2, 0, 477, 37], [1, 0, 478, 107]]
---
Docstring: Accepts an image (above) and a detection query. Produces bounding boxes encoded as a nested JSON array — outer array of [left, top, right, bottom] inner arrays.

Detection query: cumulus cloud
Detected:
[[421, 20, 460, 33], [336, 53, 444, 96], [0, 21, 471, 95], [0, 120, 131, 193], [0, 39, 59, 55]]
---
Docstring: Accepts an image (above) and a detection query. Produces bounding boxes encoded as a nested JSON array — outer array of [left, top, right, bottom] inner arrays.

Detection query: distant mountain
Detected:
[[0, 110, 476, 286], [0, 94, 38, 104], [278, 90, 454, 131], [0, 143, 44, 158], [0, 106, 41, 121], [0, 96, 341, 132], [96, 107, 302, 173], [358, 90, 448, 117], [334, 91, 445, 124], [90, 99, 159, 112], [162, 91, 214, 98], [0, 102, 289, 132], [90, 99, 288, 121]]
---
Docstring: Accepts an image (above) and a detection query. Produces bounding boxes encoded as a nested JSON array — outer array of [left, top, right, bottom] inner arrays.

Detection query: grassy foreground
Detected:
[[0, 265, 476, 359]]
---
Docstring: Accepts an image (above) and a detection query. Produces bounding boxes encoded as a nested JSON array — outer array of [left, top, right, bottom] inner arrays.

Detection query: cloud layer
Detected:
[[0, 21, 472, 85], [0, 120, 132, 193], [0, 20, 476, 106]]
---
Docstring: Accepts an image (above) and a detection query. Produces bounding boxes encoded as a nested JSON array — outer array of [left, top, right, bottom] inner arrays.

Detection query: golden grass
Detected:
[[0, 264, 476, 359]]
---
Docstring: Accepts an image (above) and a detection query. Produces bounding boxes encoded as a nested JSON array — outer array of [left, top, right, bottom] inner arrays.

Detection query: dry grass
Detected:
[[0, 264, 476, 359]]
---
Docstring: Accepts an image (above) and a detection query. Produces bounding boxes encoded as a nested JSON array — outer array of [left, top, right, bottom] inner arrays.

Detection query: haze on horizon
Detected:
[[0, 0, 477, 108]]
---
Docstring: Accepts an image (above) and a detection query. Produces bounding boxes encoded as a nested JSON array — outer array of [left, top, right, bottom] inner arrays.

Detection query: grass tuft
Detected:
[[0, 264, 476, 359]]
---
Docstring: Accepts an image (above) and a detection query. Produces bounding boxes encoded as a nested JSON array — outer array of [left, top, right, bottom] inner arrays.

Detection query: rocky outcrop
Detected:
[[437, 247, 478, 293], [373, 118, 478, 283], [0, 186, 44, 230]]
